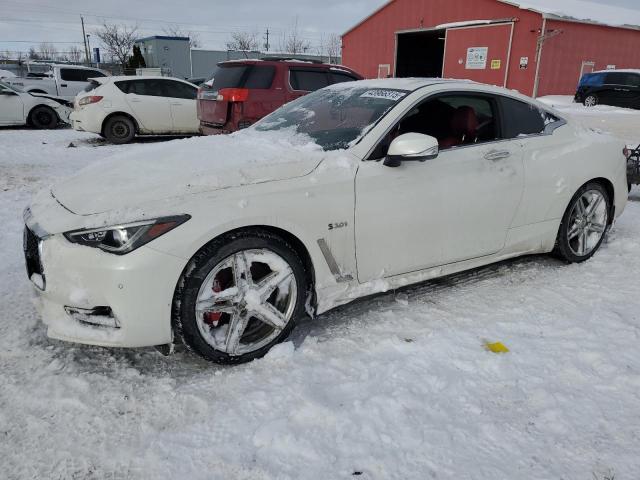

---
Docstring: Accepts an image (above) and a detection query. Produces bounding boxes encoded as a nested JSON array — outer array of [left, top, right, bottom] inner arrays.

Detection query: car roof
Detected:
[[217, 58, 355, 70], [325, 77, 472, 91], [591, 69, 640, 74], [104, 75, 196, 83]]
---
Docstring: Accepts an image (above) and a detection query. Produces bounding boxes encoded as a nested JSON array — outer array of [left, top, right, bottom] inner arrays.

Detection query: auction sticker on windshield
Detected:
[[360, 90, 407, 101]]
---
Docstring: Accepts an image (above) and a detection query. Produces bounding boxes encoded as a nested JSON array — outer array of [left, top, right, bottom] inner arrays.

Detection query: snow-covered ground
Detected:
[[1, 121, 640, 479]]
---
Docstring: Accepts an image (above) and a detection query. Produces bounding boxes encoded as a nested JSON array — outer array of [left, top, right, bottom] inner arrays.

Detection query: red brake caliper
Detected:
[[204, 277, 223, 326]]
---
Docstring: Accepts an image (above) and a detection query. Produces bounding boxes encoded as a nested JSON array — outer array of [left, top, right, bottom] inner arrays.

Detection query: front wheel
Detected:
[[173, 230, 309, 364], [553, 183, 610, 263], [29, 106, 58, 129], [583, 94, 598, 107]]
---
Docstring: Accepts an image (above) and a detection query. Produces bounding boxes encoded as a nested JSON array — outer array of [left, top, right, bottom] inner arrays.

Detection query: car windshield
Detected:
[[254, 85, 409, 151], [0, 80, 22, 93]]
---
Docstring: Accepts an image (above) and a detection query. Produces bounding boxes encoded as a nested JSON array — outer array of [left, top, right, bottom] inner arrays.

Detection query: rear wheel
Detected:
[[103, 115, 135, 144], [553, 182, 610, 263], [583, 94, 598, 107], [29, 106, 58, 129], [173, 230, 309, 364]]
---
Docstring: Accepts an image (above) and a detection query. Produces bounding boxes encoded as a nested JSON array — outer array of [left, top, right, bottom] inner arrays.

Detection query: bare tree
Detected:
[[38, 42, 58, 60], [28, 47, 39, 60], [279, 19, 311, 55], [324, 33, 341, 63], [94, 22, 138, 68], [162, 24, 201, 48], [225, 31, 259, 51], [68, 45, 83, 63]]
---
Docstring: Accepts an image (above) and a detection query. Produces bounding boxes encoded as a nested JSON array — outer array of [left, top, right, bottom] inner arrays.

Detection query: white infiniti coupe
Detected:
[[24, 79, 628, 364]]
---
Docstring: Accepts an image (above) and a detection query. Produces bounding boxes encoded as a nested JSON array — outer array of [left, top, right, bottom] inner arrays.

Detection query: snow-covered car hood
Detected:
[[51, 130, 328, 216]]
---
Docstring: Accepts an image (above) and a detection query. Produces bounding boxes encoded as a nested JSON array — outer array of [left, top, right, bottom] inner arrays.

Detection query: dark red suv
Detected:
[[197, 58, 362, 135]]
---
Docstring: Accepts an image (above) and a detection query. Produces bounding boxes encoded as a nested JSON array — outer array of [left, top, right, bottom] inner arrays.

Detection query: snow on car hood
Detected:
[[51, 130, 328, 215]]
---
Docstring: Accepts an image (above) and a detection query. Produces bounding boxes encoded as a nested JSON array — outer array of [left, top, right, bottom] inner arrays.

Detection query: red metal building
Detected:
[[342, 0, 640, 96]]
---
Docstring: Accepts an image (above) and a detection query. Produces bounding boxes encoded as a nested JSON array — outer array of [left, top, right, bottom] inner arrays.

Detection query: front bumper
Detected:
[[24, 210, 188, 348]]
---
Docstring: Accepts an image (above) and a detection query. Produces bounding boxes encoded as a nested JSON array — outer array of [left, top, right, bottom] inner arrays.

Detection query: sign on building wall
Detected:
[[466, 47, 488, 69], [491, 59, 501, 70]]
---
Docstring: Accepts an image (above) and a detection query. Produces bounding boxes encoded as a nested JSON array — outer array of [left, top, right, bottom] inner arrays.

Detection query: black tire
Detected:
[[553, 182, 611, 263], [172, 230, 310, 364], [29, 106, 58, 129], [583, 94, 598, 107], [103, 115, 135, 144]]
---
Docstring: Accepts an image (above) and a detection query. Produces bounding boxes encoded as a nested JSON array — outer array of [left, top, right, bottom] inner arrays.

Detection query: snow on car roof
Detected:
[[591, 69, 640, 74], [499, 0, 640, 29], [326, 77, 470, 92]]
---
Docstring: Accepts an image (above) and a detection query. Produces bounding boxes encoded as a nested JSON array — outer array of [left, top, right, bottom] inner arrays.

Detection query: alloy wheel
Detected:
[[194, 249, 297, 356], [584, 95, 597, 107], [566, 189, 608, 257]]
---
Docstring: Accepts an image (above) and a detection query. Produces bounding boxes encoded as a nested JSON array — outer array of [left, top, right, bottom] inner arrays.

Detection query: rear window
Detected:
[[83, 80, 101, 93], [207, 64, 275, 90]]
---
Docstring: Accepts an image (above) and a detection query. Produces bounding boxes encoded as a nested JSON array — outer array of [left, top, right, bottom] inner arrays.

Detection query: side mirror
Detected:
[[383, 133, 439, 168]]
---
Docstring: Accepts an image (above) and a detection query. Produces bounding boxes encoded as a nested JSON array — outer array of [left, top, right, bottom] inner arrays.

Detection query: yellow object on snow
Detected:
[[484, 341, 510, 354]]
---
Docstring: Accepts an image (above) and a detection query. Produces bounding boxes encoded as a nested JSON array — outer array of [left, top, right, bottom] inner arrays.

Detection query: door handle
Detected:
[[170, 102, 182, 106], [60, 84, 67, 87], [484, 150, 511, 161], [130, 98, 141, 103]]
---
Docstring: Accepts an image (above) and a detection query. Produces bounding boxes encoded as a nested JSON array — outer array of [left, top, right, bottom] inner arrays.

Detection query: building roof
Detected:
[[500, 0, 640, 29], [136, 35, 190, 42], [343, 0, 640, 36]]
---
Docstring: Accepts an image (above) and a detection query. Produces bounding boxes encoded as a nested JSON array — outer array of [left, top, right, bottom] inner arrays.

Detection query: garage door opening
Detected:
[[395, 29, 446, 78]]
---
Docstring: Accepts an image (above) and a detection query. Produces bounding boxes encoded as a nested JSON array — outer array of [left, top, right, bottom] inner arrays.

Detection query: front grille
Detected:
[[23, 226, 45, 286]]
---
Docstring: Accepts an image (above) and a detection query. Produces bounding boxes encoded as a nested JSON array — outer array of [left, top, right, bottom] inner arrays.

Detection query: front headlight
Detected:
[[64, 215, 190, 255]]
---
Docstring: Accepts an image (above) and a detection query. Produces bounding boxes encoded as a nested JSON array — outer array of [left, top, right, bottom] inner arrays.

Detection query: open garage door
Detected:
[[395, 29, 446, 78], [443, 22, 514, 87]]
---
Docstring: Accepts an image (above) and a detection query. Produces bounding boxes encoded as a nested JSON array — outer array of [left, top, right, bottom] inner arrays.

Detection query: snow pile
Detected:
[[502, 0, 640, 28]]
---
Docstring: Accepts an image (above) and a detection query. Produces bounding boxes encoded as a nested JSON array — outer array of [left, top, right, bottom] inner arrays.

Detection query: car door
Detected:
[[123, 79, 173, 133], [58, 68, 105, 99], [0, 84, 24, 124], [354, 92, 525, 282], [162, 80, 199, 133]]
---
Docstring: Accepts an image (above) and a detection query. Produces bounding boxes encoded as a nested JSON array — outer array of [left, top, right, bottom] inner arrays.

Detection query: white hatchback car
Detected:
[[70, 76, 200, 143], [25, 79, 628, 364], [0, 80, 72, 128]]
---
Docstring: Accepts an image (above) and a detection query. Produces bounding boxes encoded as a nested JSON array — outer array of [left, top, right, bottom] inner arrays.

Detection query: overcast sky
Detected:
[[0, 0, 638, 57]]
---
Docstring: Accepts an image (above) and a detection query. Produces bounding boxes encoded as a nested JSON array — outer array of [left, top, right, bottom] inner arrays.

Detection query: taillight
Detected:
[[78, 95, 103, 106], [217, 88, 249, 102]]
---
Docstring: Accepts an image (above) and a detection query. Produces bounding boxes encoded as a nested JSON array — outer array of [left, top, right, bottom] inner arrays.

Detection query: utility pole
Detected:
[[86, 34, 92, 67], [80, 15, 90, 65], [264, 28, 270, 52]]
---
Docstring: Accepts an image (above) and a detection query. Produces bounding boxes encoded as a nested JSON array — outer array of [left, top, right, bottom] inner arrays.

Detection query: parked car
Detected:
[[197, 58, 362, 134], [3, 65, 109, 101], [575, 69, 640, 108], [0, 80, 72, 128], [0, 69, 16, 79], [24, 79, 628, 364], [70, 76, 200, 144]]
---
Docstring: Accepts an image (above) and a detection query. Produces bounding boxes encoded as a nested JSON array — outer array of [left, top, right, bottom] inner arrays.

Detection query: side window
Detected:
[[500, 96, 546, 138], [60, 69, 104, 82], [605, 72, 634, 86], [369, 94, 498, 158], [580, 72, 605, 87], [245, 66, 276, 89], [289, 69, 329, 91], [125, 80, 165, 97], [164, 80, 197, 99], [114, 81, 131, 93], [60, 69, 81, 82], [330, 72, 358, 84]]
